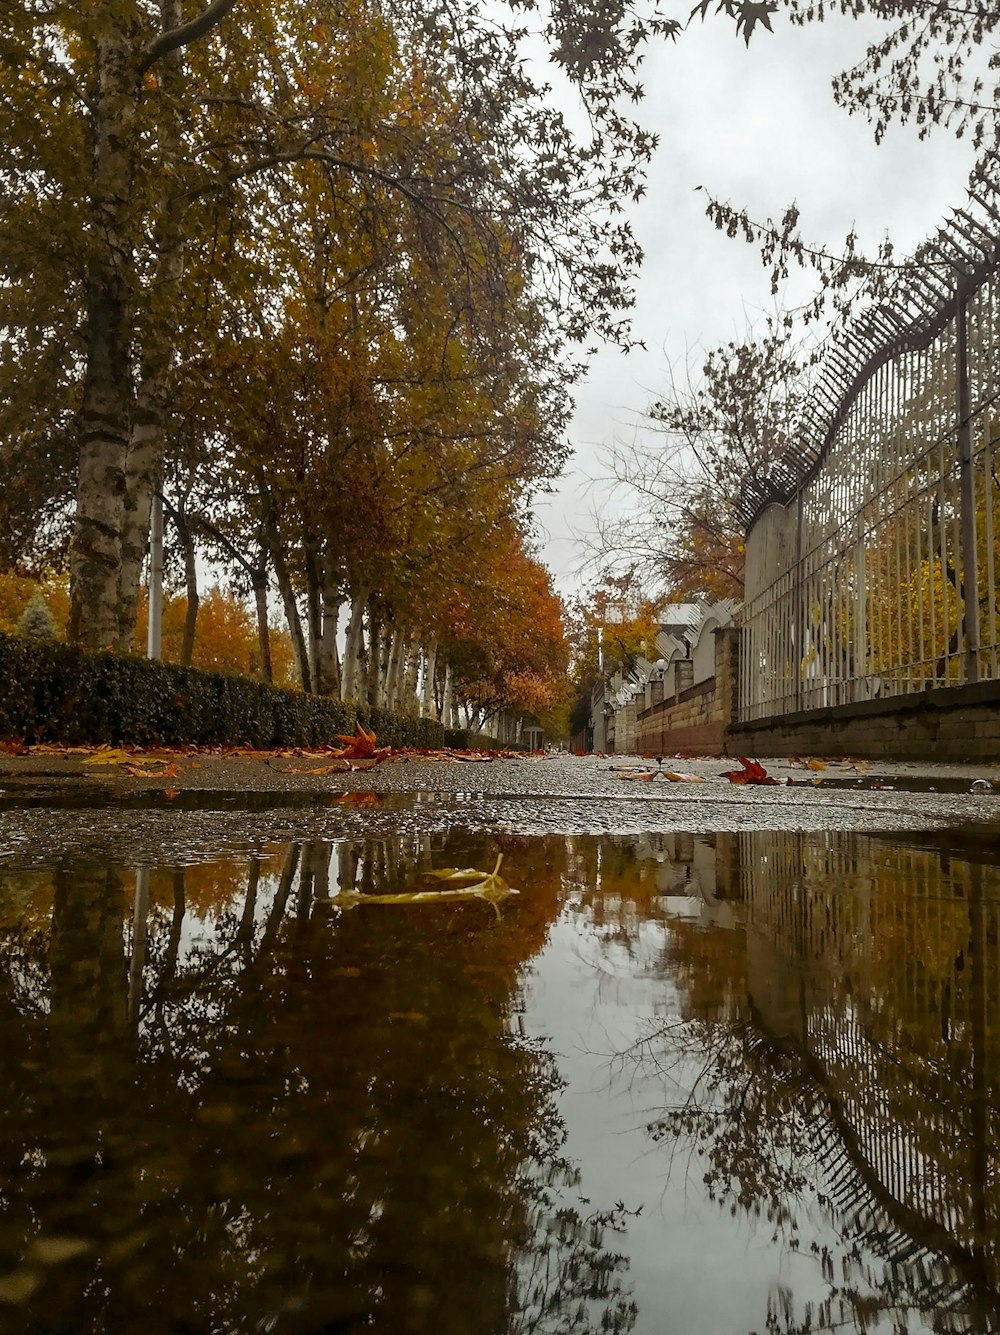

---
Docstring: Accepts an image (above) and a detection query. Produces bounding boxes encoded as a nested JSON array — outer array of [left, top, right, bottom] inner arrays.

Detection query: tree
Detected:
[[566, 571, 664, 737], [786, 0, 1000, 150], [3, 0, 777, 653], [16, 587, 57, 639], [436, 524, 571, 732], [593, 329, 807, 601]]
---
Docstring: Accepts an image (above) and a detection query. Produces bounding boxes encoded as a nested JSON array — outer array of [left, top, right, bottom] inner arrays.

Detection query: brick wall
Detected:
[[634, 628, 739, 756], [727, 677, 1000, 761]]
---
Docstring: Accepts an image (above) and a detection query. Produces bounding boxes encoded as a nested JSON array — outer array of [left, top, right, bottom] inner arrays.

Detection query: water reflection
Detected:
[[0, 835, 638, 1335], [1, 829, 1000, 1333], [595, 832, 1000, 1334]]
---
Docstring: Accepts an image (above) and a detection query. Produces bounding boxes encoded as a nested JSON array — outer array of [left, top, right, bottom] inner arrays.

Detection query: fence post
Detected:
[[957, 289, 980, 683], [794, 490, 804, 711]]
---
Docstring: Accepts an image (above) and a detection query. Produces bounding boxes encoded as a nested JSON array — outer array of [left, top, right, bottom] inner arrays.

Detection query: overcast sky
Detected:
[[531, 10, 983, 599]]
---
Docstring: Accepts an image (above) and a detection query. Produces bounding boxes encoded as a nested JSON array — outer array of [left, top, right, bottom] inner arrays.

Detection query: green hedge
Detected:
[[0, 631, 445, 749]]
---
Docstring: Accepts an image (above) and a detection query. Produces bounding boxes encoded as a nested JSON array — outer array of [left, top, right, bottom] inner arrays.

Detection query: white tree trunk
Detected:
[[316, 573, 341, 697], [420, 638, 438, 718], [341, 584, 370, 702], [402, 639, 420, 715], [441, 662, 454, 730], [385, 626, 405, 710]]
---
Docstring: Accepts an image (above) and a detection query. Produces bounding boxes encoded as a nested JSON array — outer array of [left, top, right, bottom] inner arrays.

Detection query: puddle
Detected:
[[0, 828, 999, 1333]]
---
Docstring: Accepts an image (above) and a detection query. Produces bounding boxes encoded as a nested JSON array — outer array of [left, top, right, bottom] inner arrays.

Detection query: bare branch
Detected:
[[142, 0, 240, 73]]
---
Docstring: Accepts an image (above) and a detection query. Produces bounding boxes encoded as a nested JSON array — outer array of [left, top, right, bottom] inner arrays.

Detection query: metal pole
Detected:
[[147, 492, 163, 660], [956, 291, 981, 682]]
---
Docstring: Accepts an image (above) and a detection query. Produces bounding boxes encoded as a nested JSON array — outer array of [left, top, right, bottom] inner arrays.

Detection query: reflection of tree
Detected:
[[633, 832, 1000, 1335], [0, 834, 636, 1334]]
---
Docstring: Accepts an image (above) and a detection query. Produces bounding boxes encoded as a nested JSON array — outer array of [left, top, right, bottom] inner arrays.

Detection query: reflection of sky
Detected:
[[523, 845, 936, 1335], [105, 834, 973, 1333]]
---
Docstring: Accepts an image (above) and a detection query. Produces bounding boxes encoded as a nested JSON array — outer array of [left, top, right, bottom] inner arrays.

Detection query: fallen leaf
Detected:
[[806, 758, 826, 771], [331, 723, 378, 760], [662, 771, 706, 783], [122, 761, 179, 779], [163, 788, 180, 800], [720, 757, 780, 786]]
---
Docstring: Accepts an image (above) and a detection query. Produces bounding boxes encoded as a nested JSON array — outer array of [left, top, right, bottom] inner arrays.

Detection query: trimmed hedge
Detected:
[[0, 631, 445, 749]]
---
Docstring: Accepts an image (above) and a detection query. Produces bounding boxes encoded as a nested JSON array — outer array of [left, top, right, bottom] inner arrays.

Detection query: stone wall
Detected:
[[727, 678, 1000, 762], [634, 628, 739, 756]]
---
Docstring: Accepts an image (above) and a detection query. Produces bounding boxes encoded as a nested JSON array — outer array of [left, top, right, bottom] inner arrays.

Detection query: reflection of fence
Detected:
[[739, 166, 1000, 722], [731, 831, 1000, 1318]]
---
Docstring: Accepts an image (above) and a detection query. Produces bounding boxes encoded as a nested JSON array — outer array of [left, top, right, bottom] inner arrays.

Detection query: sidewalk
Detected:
[[2, 745, 999, 797]]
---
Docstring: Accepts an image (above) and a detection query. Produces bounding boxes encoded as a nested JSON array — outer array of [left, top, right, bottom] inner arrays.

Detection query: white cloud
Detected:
[[533, 12, 983, 596]]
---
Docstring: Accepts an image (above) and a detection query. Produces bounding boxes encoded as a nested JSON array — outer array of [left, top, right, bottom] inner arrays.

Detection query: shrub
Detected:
[[16, 589, 57, 640], [0, 631, 353, 747]]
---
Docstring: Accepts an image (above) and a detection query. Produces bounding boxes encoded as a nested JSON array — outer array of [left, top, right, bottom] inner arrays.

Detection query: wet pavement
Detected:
[[2, 752, 1000, 866], [2, 754, 1000, 1334]]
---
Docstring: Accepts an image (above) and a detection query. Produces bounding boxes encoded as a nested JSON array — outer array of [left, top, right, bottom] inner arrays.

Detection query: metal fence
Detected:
[[739, 161, 1000, 721], [731, 832, 1000, 1300]]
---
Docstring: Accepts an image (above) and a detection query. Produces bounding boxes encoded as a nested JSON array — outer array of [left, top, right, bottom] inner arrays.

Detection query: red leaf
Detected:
[[720, 756, 779, 786]]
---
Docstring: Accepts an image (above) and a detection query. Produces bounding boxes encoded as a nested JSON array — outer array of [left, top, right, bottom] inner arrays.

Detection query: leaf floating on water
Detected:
[[327, 855, 518, 920], [425, 855, 504, 884]]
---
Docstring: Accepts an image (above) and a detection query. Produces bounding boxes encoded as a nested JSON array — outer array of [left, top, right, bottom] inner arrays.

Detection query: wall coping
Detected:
[[733, 677, 1000, 733]]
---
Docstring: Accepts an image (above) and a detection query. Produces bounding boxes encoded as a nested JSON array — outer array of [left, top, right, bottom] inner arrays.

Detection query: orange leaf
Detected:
[[331, 723, 378, 760], [720, 757, 779, 786]]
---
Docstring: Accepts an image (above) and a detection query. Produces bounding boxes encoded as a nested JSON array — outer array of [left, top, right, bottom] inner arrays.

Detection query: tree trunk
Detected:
[[441, 663, 454, 730], [117, 375, 165, 651], [262, 504, 311, 692], [303, 537, 322, 694], [420, 638, 438, 718], [251, 564, 273, 683], [68, 22, 138, 649], [402, 639, 420, 715], [342, 584, 371, 702], [179, 509, 199, 667], [67, 0, 243, 649], [387, 624, 408, 710], [315, 563, 341, 697], [117, 0, 186, 652], [367, 610, 383, 708]]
